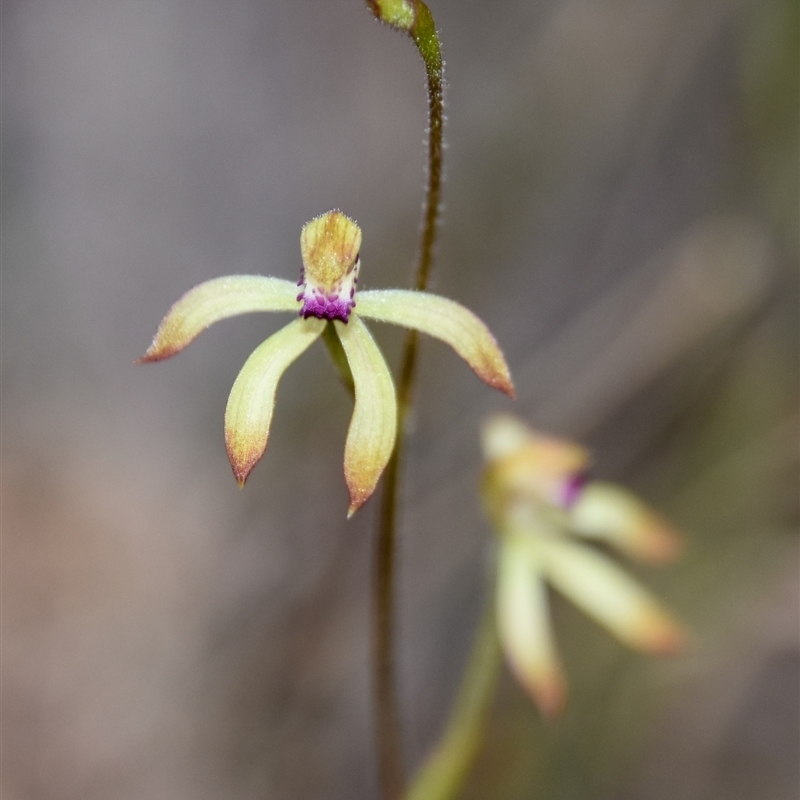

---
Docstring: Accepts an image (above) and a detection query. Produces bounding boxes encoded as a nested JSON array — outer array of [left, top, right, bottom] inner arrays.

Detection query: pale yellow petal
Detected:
[[334, 317, 397, 516], [496, 538, 567, 717], [140, 276, 300, 362], [569, 483, 683, 563], [536, 536, 685, 654], [355, 290, 515, 396], [481, 414, 536, 460], [225, 318, 325, 485]]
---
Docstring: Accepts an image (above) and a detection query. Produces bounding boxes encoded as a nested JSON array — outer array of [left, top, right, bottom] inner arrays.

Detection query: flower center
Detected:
[[297, 210, 362, 322]]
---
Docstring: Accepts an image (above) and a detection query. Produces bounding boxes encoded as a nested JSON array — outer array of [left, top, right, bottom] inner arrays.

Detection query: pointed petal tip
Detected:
[[641, 521, 684, 564], [136, 343, 180, 364], [625, 604, 687, 655], [345, 484, 372, 518], [226, 448, 260, 492], [642, 616, 688, 655], [492, 373, 516, 399], [346, 501, 361, 519], [230, 459, 254, 488], [471, 355, 515, 398], [532, 673, 568, 719], [226, 431, 260, 488], [507, 657, 568, 718]]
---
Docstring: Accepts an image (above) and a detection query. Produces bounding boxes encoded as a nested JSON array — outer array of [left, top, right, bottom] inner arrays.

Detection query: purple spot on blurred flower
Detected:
[[561, 472, 588, 508]]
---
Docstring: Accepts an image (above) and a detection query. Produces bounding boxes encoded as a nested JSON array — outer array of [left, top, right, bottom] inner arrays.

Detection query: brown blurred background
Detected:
[[2, 1, 797, 798]]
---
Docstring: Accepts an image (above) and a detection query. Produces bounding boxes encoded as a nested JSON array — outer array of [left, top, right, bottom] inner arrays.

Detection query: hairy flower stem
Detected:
[[367, 3, 444, 798]]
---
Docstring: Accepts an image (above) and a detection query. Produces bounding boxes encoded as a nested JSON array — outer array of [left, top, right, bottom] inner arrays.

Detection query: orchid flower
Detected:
[[481, 414, 685, 717], [141, 210, 514, 516]]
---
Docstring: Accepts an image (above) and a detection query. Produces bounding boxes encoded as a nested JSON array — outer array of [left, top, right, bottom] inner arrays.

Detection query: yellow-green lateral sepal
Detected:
[[334, 317, 397, 517], [535, 536, 686, 655], [497, 537, 567, 717], [569, 483, 683, 563], [356, 290, 515, 397], [140, 276, 300, 362], [225, 318, 325, 485]]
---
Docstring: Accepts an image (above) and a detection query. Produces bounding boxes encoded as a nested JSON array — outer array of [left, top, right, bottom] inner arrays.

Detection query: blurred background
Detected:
[[2, 0, 797, 798]]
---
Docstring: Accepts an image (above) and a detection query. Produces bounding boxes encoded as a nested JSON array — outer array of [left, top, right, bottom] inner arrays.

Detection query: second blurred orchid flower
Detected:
[[141, 210, 514, 516], [482, 415, 685, 717]]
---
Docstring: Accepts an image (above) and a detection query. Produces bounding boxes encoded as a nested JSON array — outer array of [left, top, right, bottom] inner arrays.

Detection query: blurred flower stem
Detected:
[[405, 597, 502, 800], [366, 2, 445, 797]]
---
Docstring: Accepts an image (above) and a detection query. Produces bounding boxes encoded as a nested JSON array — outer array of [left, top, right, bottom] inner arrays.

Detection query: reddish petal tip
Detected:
[[476, 365, 515, 399], [630, 608, 688, 656], [228, 452, 256, 489], [535, 678, 568, 720], [642, 523, 684, 564], [649, 620, 689, 655], [137, 341, 185, 364], [511, 663, 568, 719], [346, 491, 369, 519], [136, 350, 163, 365]]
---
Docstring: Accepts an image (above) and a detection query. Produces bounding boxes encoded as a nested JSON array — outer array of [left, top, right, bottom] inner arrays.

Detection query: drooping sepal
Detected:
[[497, 537, 567, 717], [535, 536, 686, 654], [356, 289, 515, 397], [225, 318, 325, 485], [334, 317, 397, 516], [140, 276, 300, 362]]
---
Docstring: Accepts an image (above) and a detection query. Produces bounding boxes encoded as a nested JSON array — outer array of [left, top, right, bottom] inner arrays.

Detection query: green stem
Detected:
[[322, 321, 355, 398], [409, 3, 444, 293], [404, 598, 501, 800], [366, 3, 445, 799]]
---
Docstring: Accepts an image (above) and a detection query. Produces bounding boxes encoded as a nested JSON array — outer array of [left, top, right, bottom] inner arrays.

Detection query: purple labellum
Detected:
[[300, 291, 355, 322]]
